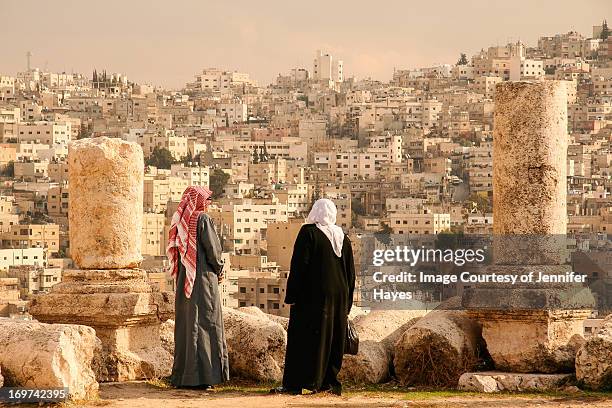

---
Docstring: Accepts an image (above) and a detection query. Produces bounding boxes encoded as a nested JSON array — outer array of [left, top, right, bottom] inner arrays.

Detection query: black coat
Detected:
[[282, 224, 356, 390], [170, 213, 229, 387]]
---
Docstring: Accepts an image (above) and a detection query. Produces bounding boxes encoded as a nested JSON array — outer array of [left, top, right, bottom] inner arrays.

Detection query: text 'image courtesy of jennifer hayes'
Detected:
[[356, 233, 605, 311]]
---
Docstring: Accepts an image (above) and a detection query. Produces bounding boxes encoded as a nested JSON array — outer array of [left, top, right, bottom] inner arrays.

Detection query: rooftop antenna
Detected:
[[26, 51, 32, 71]]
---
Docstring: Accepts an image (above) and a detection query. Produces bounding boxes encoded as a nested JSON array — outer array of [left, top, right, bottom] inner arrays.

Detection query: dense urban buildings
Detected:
[[0, 23, 610, 318]]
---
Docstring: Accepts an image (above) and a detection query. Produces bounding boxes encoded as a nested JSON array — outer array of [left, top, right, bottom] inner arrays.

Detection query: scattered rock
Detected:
[[238, 306, 266, 317], [458, 372, 572, 393], [563, 385, 582, 393], [0, 318, 100, 399], [160, 319, 175, 355], [393, 310, 484, 387], [339, 310, 427, 384], [576, 315, 612, 390], [458, 372, 499, 392], [223, 308, 287, 382], [348, 305, 368, 320]]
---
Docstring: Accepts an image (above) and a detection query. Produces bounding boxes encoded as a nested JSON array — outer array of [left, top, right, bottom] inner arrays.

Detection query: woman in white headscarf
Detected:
[[275, 198, 356, 396]]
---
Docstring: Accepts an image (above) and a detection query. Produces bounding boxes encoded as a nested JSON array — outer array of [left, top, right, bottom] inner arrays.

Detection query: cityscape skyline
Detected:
[[1, 0, 608, 88]]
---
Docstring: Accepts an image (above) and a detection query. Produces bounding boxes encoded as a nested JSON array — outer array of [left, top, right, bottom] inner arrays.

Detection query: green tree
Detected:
[[456, 53, 469, 65], [601, 20, 610, 40], [374, 222, 393, 245], [209, 168, 230, 198], [351, 197, 366, 216], [145, 146, 175, 169], [182, 149, 195, 166], [1, 161, 14, 177]]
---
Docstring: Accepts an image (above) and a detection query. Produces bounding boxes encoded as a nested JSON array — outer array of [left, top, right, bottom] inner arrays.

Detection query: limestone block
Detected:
[[68, 137, 144, 269], [393, 310, 484, 387], [340, 340, 389, 384], [471, 309, 587, 373], [576, 315, 612, 390], [339, 310, 427, 384], [160, 319, 175, 355], [0, 319, 100, 399], [238, 306, 289, 330], [223, 307, 287, 382], [458, 372, 572, 393]]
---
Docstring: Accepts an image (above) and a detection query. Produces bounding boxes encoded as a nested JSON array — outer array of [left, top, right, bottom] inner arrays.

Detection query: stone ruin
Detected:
[[461, 81, 595, 379], [30, 137, 174, 382], [1, 85, 611, 398]]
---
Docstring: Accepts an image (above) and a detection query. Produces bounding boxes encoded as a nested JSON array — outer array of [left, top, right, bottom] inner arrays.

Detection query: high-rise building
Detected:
[[313, 50, 343, 85]]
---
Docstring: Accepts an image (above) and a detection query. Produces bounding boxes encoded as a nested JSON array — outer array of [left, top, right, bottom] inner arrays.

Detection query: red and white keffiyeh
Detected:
[[167, 186, 213, 298]]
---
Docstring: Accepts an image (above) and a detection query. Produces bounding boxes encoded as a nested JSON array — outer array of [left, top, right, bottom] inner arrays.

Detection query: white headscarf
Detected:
[[306, 198, 345, 258]]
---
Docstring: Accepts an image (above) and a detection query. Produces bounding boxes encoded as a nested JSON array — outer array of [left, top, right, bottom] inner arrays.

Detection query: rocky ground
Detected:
[[60, 381, 612, 408]]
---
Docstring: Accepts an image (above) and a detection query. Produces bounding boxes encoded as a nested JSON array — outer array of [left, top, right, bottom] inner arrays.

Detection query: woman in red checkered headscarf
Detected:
[[167, 186, 229, 389]]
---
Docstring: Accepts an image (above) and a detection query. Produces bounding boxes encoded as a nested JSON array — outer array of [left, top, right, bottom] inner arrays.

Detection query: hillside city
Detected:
[[0, 21, 610, 320]]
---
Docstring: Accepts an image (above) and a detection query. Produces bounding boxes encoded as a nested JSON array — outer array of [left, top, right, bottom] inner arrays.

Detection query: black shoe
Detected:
[[178, 384, 212, 390], [269, 386, 301, 395]]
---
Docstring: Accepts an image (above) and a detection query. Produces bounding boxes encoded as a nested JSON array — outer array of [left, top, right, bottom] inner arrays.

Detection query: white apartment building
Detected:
[[170, 164, 210, 188], [218, 101, 248, 124], [509, 56, 544, 81], [389, 211, 451, 235], [211, 137, 308, 162], [211, 202, 289, 255], [0, 248, 46, 271], [313, 50, 343, 85], [16, 122, 71, 145], [0, 76, 15, 100], [188, 68, 256, 94]]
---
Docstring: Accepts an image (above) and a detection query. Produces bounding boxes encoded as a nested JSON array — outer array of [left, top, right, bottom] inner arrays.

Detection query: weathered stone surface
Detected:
[[0, 365, 4, 388], [340, 310, 427, 384], [160, 319, 175, 355], [352, 310, 427, 343], [492, 81, 568, 264], [68, 137, 144, 269], [223, 307, 287, 382], [30, 269, 174, 382], [474, 309, 587, 373], [0, 319, 99, 399], [340, 340, 389, 384], [393, 310, 483, 387], [576, 315, 612, 390], [458, 372, 572, 393], [238, 306, 289, 330]]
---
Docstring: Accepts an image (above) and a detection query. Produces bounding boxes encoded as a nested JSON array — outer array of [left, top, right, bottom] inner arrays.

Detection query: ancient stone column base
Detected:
[[30, 269, 175, 382], [462, 264, 594, 373], [465, 306, 591, 373]]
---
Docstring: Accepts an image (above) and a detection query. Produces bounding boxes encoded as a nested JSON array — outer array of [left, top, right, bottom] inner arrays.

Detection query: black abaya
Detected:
[[282, 224, 356, 391]]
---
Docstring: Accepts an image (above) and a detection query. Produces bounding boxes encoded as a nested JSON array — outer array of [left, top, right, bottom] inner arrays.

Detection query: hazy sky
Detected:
[[1, 1, 609, 88]]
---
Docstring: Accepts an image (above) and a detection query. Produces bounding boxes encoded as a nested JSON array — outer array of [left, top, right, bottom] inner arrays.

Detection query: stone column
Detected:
[[69, 139, 143, 269], [462, 81, 593, 373], [31, 137, 174, 382]]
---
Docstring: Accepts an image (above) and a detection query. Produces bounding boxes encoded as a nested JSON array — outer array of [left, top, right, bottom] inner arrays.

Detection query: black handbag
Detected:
[[344, 319, 359, 355]]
